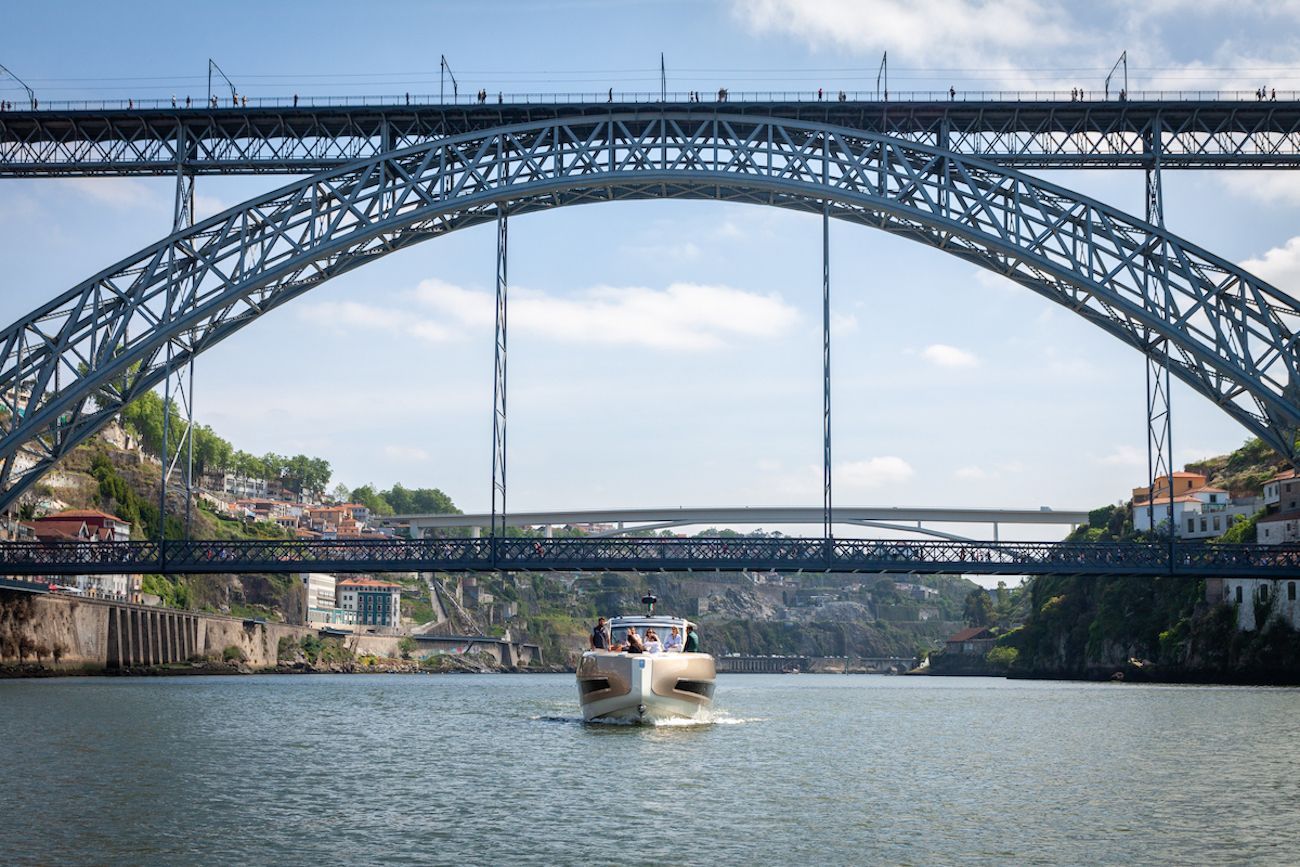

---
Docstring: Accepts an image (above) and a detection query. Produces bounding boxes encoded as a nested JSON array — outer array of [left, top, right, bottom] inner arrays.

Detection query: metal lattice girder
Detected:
[[8, 101, 1300, 176], [0, 536, 1298, 578], [2, 112, 1300, 510]]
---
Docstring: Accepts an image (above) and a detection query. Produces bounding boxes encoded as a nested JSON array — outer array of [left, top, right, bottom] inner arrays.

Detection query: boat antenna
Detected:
[[641, 593, 657, 616]]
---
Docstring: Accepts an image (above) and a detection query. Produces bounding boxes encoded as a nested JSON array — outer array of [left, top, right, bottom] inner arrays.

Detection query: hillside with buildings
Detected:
[[5, 406, 982, 668], [995, 437, 1300, 683]]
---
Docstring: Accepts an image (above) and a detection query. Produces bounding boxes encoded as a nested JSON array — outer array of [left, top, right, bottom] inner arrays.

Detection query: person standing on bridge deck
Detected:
[[293, 93, 298, 107], [171, 94, 176, 108], [128, 98, 133, 110], [950, 86, 956, 100], [405, 91, 410, 105], [608, 87, 613, 102], [818, 87, 823, 100], [1272, 88, 1278, 101]]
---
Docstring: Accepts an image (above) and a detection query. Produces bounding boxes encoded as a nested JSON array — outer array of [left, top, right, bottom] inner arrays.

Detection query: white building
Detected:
[[1209, 578, 1300, 631], [1257, 511, 1300, 545], [299, 573, 351, 627], [223, 472, 269, 499], [1132, 487, 1255, 539]]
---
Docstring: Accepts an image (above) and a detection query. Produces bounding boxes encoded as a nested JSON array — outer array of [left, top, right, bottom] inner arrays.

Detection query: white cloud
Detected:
[[297, 300, 457, 342], [1241, 236, 1300, 294], [734, 0, 1069, 68], [384, 445, 430, 462], [837, 456, 914, 489], [955, 465, 990, 480], [315, 277, 801, 351], [507, 281, 799, 349], [830, 311, 859, 335], [921, 343, 979, 368], [1219, 174, 1300, 207], [193, 194, 229, 221], [1098, 445, 1145, 467], [58, 178, 160, 210]]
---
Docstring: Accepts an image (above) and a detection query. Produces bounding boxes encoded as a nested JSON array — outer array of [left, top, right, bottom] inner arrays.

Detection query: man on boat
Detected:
[[684, 624, 700, 653], [590, 617, 610, 651]]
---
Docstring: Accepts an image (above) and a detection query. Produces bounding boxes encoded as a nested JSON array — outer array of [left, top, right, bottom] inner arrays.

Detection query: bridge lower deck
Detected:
[[0, 537, 1295, 578]]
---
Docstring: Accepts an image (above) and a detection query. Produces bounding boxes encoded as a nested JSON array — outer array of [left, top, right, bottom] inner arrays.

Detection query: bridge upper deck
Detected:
[[3, 97, 1300, 175]]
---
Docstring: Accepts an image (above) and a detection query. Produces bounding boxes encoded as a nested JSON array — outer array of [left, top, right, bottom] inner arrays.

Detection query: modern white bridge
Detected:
[[378, 506, 1090, 542]]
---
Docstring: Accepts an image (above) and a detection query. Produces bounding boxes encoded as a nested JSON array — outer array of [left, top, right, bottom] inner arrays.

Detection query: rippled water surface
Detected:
[[4, 673, 1300, 864]]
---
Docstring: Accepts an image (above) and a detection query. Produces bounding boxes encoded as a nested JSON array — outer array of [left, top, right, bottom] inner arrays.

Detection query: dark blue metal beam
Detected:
[[6, 100, 1300, 176], [0, 537, 1296, 578]]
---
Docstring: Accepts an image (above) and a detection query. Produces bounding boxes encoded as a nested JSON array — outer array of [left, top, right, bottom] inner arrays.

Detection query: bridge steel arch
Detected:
[[2, 112, 1299, 510]]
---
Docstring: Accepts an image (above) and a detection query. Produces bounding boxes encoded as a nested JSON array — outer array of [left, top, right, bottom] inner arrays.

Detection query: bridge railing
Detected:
[[4, 89, 1296, 112], [1, 536, 1300, 576]]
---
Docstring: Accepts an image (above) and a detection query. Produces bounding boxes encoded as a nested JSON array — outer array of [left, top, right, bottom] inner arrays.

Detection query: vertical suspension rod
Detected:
[[1143, 123, 1174, 568], [823, 203, 833, 541], [490, 209, 509, 545]]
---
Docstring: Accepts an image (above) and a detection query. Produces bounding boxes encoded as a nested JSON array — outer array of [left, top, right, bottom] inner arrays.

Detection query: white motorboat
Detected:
[[576, 596, 716, 723]]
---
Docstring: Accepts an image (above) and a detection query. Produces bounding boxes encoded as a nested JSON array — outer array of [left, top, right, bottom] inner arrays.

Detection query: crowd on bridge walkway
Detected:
[[5, 85, 1300, 113]]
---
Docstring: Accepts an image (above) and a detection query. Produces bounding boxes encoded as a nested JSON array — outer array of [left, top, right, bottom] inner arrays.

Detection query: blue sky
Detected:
[[4, 1, 1300, 538]]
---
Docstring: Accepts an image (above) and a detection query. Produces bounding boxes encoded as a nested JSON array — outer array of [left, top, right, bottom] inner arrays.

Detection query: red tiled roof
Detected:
[[42, 509, 125, 524], [27, 519, 90, 540]]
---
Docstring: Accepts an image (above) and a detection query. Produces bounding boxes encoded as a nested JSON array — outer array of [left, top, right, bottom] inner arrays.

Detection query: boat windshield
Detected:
[[610, 623, 685, 650]]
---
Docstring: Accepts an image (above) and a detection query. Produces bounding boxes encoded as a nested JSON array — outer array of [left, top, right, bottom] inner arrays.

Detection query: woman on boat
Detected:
[[664, 626, 683, 652], [624, 628, 645, 654], [644, 629, 664, 654]]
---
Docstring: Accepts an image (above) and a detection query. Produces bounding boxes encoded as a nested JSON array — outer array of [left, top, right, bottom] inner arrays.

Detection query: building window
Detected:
[[1214, 516, 1221, 531], [1260, 584, 1270, 601], [1236, 586, 1243, 604], [1200, 518, 1207, 532], [1290, 582, 1297, 602], [1188, 518, 1195, 533]]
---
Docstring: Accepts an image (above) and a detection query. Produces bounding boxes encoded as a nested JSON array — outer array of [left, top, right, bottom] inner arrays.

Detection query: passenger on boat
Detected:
[[590, 617, 610, 651], [664, 626, 683, 652], [684, 624, 700, 653], [644, 629, 664, 654], [624, 628, 645, 654]]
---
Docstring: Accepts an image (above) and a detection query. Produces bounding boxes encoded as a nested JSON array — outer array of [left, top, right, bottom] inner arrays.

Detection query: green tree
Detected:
[[963, 587, 993, 627], [350, 484, 395, 517]]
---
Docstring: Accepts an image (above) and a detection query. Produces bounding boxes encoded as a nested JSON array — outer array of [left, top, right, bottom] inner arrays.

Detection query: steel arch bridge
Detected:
[[2, 112, 1300, 513]]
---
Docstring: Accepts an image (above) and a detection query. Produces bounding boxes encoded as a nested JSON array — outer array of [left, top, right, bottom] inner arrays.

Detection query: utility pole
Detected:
[[0, 63, 35, 109], [441, 55, 459, 103], [660, 52, 667, 101], [876, 52, 887, 100], [1106, 50, 1128, 99], [207, 58, 237, 105]]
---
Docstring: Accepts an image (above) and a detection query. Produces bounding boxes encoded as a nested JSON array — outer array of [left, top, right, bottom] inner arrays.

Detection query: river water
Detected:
[[3, 673, 1299, 864]]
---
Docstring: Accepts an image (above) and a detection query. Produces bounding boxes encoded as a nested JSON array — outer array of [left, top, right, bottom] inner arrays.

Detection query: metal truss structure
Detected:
[[6, 100, 1300, 176], [2, 114, 1298, 513], [0, 536, 1297, 578]]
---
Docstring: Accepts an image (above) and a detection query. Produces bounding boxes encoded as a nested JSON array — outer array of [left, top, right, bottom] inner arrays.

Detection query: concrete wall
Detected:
[[0, 589, 542, 671], [0, 592, 111, 670]]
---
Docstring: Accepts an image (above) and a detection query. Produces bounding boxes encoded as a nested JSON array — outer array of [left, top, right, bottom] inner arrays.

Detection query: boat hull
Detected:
[[577, 651, 716, 723]]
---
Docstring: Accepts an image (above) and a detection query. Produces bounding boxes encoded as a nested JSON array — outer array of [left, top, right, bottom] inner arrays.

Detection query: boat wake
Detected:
[[531, 710, 760, 727]]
